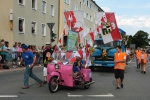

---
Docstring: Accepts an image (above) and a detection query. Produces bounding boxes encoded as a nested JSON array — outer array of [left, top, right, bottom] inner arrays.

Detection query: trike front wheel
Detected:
[[49, 76, 59, 93], [84, 78, 92, 89]]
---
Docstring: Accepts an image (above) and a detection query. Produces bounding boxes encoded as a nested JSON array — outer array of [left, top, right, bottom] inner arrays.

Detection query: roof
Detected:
[[91, 0, 104, 12]]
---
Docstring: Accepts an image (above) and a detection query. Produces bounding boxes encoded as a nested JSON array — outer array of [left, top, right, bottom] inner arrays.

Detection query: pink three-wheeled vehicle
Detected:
[[47, 51, 95, 93]]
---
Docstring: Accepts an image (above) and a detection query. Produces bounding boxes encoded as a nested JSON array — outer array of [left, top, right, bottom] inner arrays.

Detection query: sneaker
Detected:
[[144, 71, 146, 74], [13, 65, 16, 68], [115, 87, 120, 90], [121, 84, 123, 88], [141, 71, 143, 73], [43, 81, 47, 84], [22, 86, 29, 89]]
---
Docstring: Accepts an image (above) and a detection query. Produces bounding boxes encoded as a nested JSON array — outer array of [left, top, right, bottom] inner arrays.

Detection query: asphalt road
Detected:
[[0, 59, 150, 100]]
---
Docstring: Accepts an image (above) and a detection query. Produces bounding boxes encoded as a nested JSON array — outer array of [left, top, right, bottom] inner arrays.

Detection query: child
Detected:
[[12, 44, 18, 68], [43, 52, 53, 84]]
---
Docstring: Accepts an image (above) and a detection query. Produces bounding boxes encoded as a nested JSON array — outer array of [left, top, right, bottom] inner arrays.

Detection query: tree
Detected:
[[131, 30, 150, 48]]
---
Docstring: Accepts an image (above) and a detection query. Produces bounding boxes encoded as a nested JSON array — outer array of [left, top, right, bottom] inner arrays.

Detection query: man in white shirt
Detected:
[[126, 47, 130, 64]]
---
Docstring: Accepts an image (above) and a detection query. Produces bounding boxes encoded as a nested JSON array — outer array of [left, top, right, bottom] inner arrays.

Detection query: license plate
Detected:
[[94, 64, 101, 66]]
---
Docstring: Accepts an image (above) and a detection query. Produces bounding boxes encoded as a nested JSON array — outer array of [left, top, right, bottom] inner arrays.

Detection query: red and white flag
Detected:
[[63, 29, 66, 36], [96, 12, 122, 44], [58, 34, 63, 44], [89, 32, 94, 42], [64, 11, 76, 29], [63, 24, 67, 36], [64, 11, 84, 43]]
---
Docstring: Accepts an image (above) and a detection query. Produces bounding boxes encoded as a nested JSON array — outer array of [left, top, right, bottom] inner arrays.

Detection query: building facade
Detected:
[[59, 0, 103, 46], [0, 0, 103, 48], [0, 0, 59, 48]]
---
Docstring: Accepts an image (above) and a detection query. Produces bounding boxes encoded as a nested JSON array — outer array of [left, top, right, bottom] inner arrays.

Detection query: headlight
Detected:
[[55, 64, 59, 69]]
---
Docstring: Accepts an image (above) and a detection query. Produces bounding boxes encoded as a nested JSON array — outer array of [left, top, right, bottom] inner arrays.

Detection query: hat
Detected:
[[46, 42, 50, 46], [21, 44, 28, 49]]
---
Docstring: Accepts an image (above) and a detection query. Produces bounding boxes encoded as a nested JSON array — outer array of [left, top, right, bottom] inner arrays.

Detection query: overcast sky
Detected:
[[94, 0, 150, 36]]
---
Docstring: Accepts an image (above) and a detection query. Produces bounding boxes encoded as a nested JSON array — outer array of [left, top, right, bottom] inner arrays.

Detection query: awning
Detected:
[[118, 28, 126, 35]]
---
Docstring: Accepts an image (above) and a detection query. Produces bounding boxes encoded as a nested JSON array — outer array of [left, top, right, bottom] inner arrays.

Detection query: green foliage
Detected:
[[131, 30, 150, 48]]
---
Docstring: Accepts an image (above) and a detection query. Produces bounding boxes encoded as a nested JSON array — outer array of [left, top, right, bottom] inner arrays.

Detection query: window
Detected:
[[32, 0, 37, 10], [18, 18, 25, 33], [19, 0, 25, 6], [83, 11, 86, 18], [87, 0, 88, 6], [91, 4, 93, 10], [74, 5, 78, 11], [83, 0, 86, 5], [42, 1, 46, 13], [84, 26, 86, 32], [80, 2, 82, 10], [89, 15, 90, 20], [90, 28, 92, 32], [42, 24, 46, 36], [86, 13, 88, 19], [91, 16, 93, 22], [90, 16, 91, 21], [93, 24, 95, 29], [95, 20, 97, 24], [90, 3, 92, 9], [50, 5, 54, 16], [87, 14, 90, 20], [87, 27, 89, 32], [64, 0, 69, 4], [31, 21, 37, 35]]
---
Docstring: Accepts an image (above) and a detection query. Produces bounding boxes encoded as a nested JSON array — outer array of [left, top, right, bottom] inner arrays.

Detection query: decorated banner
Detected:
[[64, 11, 84, 43], [96, 12, 121, 44], [67, 30, 78, 51]]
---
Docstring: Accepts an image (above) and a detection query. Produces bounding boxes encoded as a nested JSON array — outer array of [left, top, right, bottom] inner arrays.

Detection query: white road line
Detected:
[[0, 95, 18, 97], [67, 93, 114, 97]]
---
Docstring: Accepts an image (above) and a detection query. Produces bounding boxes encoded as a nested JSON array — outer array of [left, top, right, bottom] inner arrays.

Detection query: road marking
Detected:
[[67, 93, 114, 97], [0, 95, 18, 97]]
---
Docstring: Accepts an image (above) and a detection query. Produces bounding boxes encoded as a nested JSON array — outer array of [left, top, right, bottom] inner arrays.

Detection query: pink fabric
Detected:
[[17, 47, 22, 52], [28, 49, 33, 52]]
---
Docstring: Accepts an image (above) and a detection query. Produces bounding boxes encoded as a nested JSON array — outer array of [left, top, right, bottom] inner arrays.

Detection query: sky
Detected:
[[94, 0, 150, 37]]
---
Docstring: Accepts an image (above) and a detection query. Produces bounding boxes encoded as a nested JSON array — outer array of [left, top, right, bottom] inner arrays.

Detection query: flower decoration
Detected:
[[102, 50, 108, 60], [96, 47, 114, 61]]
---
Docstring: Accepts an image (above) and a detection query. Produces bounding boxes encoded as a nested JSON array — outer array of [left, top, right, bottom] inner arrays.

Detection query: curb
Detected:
[[0, 66, 43, 73]]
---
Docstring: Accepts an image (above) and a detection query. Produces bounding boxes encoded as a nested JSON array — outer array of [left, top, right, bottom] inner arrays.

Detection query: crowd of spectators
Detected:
[[0, 39, 77, 69]]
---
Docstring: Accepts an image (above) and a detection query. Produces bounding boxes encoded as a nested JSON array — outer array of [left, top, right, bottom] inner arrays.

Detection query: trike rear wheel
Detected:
[[49, 76, 59, 93]]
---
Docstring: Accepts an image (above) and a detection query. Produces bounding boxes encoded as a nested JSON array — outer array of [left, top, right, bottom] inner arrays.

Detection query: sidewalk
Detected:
[[0, 65, 42, 73]]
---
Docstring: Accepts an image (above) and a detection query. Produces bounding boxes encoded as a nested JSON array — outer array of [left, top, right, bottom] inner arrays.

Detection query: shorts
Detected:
[[114, 69, 124, 79], [43, 67, 47, 76], [141, 59, 146, 66], [73, 66, 81, 73]]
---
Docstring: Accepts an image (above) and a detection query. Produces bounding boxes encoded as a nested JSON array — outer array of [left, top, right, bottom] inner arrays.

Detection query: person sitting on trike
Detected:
[[73, 56, 85, 78]]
